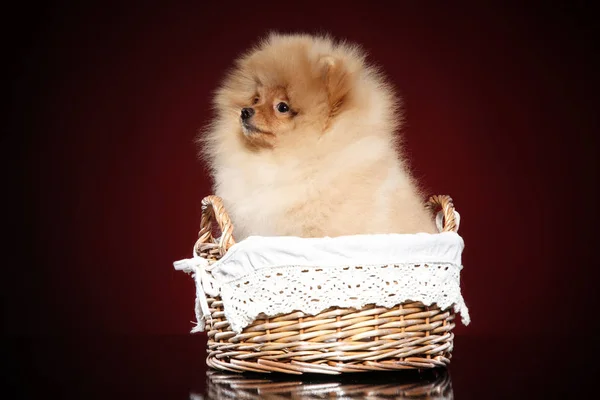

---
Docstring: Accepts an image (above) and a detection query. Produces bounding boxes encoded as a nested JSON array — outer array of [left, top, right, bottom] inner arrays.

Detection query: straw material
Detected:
[[196, 194, 460, 374]]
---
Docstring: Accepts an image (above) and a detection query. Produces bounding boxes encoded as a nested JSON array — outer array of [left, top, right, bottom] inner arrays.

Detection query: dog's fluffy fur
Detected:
[[200, 32, 437, 240]]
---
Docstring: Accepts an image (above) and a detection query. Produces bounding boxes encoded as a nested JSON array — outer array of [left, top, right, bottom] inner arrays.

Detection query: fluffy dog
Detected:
[[199, 32, 438, 240]]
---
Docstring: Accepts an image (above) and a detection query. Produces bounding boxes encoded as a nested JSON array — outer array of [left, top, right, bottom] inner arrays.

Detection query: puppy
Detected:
[[199, 32, 438, 240]]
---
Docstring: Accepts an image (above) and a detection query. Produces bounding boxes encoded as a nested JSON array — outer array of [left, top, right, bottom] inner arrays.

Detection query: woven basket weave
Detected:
[[196, 194, 460, 375]]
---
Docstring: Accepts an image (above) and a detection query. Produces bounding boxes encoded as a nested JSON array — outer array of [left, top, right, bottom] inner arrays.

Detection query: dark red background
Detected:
[[7, 1, 598, 340]]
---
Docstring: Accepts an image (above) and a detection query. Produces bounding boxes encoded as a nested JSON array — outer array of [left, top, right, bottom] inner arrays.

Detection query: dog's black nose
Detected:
[[241, 108, 255, 120]]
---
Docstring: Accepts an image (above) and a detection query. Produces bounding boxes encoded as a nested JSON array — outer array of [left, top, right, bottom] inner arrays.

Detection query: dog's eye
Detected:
[[252, 97, 260, 105], [276, 102, 290, 113]]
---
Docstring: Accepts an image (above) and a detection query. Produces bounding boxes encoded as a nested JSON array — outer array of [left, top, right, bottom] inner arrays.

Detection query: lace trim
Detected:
[[218, 262, 469, 334]]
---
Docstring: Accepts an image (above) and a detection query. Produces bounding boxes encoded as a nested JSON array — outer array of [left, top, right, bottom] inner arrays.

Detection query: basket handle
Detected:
[[196, 195, 236, 256], [194, 194, 456, 256], [427, 195, 460, 233]]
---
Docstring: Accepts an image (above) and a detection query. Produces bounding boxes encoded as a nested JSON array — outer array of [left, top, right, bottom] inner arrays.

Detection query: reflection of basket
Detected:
[[200, 369, 453, 399], [188, 194, 464, 374]]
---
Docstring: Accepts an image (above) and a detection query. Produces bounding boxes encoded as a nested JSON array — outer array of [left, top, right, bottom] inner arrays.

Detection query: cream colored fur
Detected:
[[200, 33, 437, 240]]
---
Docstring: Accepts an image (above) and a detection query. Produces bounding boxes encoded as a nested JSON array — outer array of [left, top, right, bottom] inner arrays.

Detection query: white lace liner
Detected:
[[174, 215, 470, 334]]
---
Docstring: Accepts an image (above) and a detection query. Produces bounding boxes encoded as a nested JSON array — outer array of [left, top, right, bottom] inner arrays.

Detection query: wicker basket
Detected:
[[195, 194, 460, 375]]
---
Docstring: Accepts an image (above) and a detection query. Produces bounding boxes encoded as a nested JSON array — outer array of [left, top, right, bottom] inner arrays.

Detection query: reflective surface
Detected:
[[201, 368, 452, 399], [6, 335, 596, 399]]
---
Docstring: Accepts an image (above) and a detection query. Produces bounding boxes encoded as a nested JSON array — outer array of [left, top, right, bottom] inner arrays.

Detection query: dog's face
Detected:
[[238, 84, 301, 146], [214, 35, 355, 149]]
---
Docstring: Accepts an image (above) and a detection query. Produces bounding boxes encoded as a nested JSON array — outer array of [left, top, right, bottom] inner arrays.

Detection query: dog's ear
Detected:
[[318, 56, 352, 116]]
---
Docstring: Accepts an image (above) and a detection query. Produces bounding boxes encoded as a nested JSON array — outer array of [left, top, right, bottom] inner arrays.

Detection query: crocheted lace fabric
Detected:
[[175, 231, 470, 334]]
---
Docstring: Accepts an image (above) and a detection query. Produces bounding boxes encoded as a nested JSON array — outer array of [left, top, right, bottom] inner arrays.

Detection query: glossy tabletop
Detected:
[[7, 335, 596, 399]]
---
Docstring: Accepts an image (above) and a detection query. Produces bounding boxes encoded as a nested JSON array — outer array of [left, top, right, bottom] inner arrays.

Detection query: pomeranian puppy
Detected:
[[200, 32, 438, 240]]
